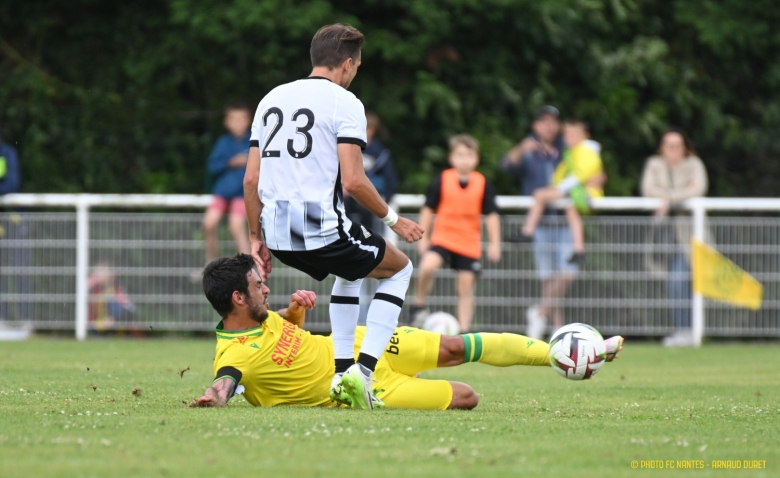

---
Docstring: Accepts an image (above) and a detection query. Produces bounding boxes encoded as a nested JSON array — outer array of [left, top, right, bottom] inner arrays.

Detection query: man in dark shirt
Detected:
[[502, 106, 575, 339]]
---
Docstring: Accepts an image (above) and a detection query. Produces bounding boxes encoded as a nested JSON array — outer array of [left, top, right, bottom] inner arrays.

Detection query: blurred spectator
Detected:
[[202, 103, 252, 267], [0, 134, 29, 321], [641, 128, 708, 347], [412, 134, 501, 332], [344, 112, 399, 233], [344, 112, 399, 325], [502, 106, 573, 339], [519, 119, 605, 266], [0, 134, 21, 195], [88, 263, 137, 334]]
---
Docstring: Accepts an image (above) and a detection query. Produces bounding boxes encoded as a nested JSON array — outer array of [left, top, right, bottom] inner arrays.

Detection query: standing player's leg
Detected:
[[455, 270, 476, 333], [329, 277, 363, 382], [340, 241, 412, 410]]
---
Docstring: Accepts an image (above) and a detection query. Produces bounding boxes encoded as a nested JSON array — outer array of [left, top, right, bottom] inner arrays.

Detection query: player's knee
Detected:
[[387, 259, 413, 283], [448, 382, 478, 410]]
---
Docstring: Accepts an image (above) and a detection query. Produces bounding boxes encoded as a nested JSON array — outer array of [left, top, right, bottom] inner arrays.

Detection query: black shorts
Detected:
[[270, 223, 386, 281], [429, 245, 481, 274]]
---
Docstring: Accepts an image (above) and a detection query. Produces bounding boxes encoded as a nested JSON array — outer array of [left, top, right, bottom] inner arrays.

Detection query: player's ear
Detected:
[[232, 290, 245, 306], [341, 56, 353, 72]]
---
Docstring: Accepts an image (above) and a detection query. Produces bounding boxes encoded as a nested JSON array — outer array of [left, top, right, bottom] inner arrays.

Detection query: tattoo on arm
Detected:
[[209, 377, 237, 407]]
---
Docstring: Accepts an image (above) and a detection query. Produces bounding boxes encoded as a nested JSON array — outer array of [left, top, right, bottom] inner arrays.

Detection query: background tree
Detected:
[[1, 0, 779, 196]]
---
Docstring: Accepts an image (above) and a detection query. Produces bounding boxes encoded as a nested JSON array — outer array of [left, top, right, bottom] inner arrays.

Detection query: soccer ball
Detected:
[[548, 323, 606, 380], [422, 312, 461, 336]]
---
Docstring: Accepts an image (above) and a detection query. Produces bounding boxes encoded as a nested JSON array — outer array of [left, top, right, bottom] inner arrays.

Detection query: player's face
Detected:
[[449, 144, 479, 175], [341, 52, 361, 89], [533, 114, 560, 144], [244, 269, 270, 323]]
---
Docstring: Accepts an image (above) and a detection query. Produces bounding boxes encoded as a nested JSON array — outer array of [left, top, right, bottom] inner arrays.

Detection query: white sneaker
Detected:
[[662, 331, 695, 347], [526, 306, 546, 340], [340, 364, 381, 410]]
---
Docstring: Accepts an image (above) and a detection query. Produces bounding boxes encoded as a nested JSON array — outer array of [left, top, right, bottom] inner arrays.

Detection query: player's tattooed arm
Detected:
[[190, 378, 236, 408]]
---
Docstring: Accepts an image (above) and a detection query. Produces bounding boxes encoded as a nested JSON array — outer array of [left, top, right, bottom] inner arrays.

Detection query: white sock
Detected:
[[359, 260, 413, 361], [330, 277, 363, 372]]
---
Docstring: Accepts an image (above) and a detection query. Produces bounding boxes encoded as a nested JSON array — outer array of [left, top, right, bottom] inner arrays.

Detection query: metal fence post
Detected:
[[75, 197, 90, 340], [691, 199, 706, 347]]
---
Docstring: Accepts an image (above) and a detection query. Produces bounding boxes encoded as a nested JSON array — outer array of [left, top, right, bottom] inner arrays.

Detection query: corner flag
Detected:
[[691, 239, 762, 310]]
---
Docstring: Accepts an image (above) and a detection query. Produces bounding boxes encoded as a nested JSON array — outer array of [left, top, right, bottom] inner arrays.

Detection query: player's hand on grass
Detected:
[[250, 238, 272, 280], [391, 217, 424, 243], [488, 242, 501, 263], [189, 389, 220, 408], [289, 290, 317, 312]]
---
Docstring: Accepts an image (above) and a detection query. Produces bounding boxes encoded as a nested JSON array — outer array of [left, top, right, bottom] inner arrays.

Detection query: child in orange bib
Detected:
[[411, 135, 501, 332]]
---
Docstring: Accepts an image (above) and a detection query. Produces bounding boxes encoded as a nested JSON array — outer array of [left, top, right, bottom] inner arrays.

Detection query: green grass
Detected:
[[1, 339, 778, 478]]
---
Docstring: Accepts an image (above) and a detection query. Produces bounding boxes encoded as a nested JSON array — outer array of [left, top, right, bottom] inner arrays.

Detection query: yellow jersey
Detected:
[[552, 140, 604, 199], [213, 310, 334, 407]]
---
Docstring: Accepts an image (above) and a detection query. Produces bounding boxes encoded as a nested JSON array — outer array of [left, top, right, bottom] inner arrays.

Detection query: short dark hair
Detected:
[[310, 24, 364, 69], [202, 254, 256, 318]]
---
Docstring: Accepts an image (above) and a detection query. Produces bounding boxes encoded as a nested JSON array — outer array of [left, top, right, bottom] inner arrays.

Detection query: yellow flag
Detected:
[[691, 239, 763, 310]]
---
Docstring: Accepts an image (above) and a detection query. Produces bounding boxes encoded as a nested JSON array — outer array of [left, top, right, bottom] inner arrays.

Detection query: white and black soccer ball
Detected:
[[423, 312, 461, 336], [548, 323, 607, 380]]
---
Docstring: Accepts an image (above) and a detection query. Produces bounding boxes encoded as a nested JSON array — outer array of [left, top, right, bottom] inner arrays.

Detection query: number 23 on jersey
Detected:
[[261, 108, 315, 159]]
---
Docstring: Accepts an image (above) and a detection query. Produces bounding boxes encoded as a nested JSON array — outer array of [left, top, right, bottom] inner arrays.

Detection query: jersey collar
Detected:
[[215, 320, 264, 339], [303, 76, 333, 82]]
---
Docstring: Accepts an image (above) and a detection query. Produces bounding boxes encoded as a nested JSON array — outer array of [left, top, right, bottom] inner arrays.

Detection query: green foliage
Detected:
[[2, 0, 779, 196], [1, 340, 779, 476]]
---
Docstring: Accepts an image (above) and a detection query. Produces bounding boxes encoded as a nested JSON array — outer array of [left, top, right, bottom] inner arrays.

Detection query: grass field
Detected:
[[1, 339, 777, 478]]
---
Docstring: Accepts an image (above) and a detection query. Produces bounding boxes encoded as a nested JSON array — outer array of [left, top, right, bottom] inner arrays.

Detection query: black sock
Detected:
[[334, 358, 354, 375], [356, 352, 378, 373]]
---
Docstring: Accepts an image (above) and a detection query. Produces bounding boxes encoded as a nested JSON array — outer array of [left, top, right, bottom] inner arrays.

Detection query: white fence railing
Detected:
[[1, 193, 779, 344]]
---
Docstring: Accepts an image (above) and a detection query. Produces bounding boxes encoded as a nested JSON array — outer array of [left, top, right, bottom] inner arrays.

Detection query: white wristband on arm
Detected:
[[381, 207, 399, 227]]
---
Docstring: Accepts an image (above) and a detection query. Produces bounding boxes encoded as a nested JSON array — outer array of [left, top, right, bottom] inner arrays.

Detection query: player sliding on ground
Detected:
[[191, 255, 624, 410]]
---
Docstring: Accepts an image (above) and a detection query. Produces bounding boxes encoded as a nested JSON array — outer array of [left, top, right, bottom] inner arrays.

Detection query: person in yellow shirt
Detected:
[[519, 119, 605, 266], [191, 254, 623, 410]]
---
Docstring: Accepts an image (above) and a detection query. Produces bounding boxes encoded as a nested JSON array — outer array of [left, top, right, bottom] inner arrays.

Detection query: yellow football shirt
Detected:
[[552, 141, 604, 198], [213, 311, 334, 407]]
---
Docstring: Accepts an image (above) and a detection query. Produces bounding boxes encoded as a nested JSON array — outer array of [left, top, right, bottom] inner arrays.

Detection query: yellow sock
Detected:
[[461, 333, 550, 367]]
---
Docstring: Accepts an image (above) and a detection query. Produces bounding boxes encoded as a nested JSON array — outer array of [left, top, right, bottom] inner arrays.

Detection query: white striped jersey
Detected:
[[249, 77, 367, 251]]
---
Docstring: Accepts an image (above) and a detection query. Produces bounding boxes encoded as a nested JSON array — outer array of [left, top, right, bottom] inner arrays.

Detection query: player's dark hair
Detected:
[[310, 24, 364, 69], [224, 101, 251, 114], [202, 254, 256, 318]]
